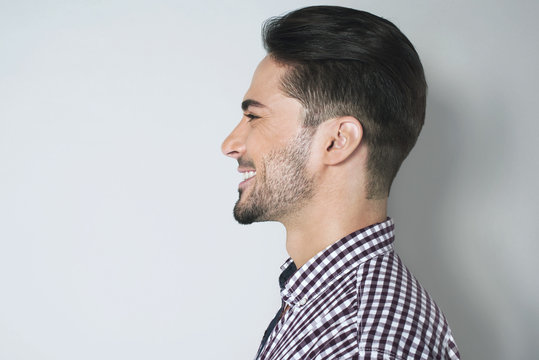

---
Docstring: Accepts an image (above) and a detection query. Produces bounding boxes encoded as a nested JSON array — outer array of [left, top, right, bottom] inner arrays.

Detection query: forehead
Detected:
[[243, 56, 289, 105], [243, 56, 305, 131]]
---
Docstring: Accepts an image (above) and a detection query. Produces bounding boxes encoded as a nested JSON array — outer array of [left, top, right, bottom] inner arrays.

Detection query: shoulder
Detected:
[[355, 252, 460, 360]]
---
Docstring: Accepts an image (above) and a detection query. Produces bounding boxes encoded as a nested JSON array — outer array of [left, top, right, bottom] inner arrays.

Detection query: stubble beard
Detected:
[[233, 128, 315, 225]]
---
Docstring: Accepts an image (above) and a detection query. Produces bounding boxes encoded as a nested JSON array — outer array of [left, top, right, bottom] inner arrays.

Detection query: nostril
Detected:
[[221, 137, 234, 156], [222, 141, 241, 158], [221, 123, 247, 157], [222, 138, 245, 159]]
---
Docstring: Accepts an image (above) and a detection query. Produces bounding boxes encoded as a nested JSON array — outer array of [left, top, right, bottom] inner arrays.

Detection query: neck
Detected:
[[281, 191, 387, 268]]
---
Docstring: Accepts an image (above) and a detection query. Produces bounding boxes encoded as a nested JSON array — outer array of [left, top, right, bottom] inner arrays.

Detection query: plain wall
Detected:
[[1, 0, 537, 359]]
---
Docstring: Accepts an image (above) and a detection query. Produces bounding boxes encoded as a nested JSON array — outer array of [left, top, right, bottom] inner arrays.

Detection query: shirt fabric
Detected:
[[255, 218, 460, 360]]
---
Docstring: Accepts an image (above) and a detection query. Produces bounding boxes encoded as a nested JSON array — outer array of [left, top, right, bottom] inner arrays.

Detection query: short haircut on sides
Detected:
[[262, 6, 427, 199]]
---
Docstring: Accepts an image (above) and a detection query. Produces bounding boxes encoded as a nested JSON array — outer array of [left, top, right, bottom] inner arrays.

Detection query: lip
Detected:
[[239, 175, 255, 188], [238, 171, 256, 190], [237, 166, 256, 173]]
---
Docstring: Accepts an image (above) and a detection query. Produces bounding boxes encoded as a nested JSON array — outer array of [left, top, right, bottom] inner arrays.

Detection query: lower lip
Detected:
[[239, 175, 256, 189]]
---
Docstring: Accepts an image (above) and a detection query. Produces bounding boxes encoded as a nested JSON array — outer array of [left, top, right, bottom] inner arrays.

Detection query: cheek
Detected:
[[303, 150, 318, 177], [245, 139, 268, 166]]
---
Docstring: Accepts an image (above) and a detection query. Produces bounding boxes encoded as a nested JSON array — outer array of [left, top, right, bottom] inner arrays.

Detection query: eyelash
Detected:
[[244, 113, 260, 122]]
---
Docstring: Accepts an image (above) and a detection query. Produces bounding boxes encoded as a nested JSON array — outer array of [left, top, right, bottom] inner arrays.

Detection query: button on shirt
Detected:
[[256, 218, 460, 360]]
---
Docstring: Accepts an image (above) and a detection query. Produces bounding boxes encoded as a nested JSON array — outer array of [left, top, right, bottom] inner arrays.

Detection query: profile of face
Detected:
[[221, 57, 315, 224]]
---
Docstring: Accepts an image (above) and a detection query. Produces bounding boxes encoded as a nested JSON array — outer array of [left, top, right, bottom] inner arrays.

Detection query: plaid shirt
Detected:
[[256, 218, 460, 360]]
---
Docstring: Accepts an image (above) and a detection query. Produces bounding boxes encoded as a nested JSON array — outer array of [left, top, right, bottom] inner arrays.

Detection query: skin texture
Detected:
[[232, 126, 315, 225], [222, 56, 388, 268]]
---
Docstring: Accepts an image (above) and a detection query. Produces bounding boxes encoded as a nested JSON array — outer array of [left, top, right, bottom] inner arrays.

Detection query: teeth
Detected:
[[242, 171, 256, 181]]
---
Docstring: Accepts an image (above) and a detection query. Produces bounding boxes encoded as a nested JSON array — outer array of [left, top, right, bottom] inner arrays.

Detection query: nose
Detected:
[[221, 121, 247, 159]]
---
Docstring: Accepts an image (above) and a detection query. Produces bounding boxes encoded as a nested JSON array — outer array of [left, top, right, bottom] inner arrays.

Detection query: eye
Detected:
[[244, 113, 260, 122]]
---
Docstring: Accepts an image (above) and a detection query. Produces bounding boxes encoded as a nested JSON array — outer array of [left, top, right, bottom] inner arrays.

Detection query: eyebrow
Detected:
[[241, 99, 267, 111]]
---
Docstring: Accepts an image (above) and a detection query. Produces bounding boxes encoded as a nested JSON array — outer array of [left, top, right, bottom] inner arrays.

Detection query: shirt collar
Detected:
[[279, 217, 395, 307]]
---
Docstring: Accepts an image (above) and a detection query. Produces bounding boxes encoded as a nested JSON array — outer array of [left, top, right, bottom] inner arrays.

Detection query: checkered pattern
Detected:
[[256, 218, 460, 360]]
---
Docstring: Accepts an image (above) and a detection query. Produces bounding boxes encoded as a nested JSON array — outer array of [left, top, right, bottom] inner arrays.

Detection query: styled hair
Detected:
[[262, 6, 427, 198]]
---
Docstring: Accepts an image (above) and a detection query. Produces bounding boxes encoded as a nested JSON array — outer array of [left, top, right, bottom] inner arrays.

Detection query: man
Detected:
[[222, 6, 460, 360]]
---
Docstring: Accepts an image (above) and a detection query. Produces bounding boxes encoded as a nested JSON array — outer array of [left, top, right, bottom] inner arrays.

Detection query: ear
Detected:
[[321, 116, 363, 165]]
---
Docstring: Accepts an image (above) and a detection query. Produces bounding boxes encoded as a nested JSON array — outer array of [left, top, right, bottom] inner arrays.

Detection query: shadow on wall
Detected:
[[387, 83, 513, 359]]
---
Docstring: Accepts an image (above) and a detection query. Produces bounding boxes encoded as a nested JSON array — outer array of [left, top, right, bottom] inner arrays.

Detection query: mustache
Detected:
[[238, 158, 256, 169]]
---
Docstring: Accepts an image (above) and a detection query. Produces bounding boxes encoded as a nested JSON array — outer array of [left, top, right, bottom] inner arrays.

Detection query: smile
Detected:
[[242, 171, 256, 181]]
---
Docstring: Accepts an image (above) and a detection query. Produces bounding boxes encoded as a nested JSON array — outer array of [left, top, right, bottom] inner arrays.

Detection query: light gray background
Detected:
[[1, 0, 537, 359]]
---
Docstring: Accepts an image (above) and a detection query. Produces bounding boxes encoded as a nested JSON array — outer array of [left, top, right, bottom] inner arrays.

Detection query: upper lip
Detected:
[[237, 167, 256, 173]]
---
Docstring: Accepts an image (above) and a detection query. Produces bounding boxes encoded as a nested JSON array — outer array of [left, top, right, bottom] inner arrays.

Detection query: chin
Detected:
[[233, 199, 270, 225]]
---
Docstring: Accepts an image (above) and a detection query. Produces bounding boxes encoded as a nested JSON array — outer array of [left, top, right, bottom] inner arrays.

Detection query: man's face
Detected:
[[221, 56, 315, 224]]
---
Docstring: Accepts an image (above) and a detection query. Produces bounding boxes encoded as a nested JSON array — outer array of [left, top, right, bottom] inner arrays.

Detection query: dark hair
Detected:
[[262, 6, 427, 199]]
